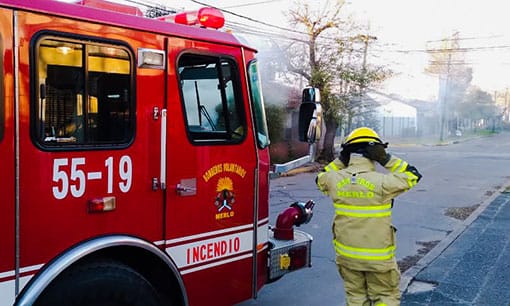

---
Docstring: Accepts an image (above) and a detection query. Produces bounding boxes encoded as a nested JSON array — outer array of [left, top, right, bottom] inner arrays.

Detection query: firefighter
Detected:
[[316, 127, 422, 306]]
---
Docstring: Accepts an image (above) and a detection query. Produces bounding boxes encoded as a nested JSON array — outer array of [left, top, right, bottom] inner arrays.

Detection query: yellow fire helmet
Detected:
[[342, 127, 386, 147]]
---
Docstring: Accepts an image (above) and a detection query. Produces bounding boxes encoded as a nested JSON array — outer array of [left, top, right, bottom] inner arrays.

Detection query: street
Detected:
[[237, 131, 510, 306]]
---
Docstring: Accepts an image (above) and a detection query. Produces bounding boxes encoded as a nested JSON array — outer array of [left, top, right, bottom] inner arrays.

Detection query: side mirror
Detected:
[[298, 87, 322, 143], [302, 86, 321, 103]]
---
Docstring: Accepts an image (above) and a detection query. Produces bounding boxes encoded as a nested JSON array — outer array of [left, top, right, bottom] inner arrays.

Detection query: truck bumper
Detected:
[[267, 229, 313, 281]]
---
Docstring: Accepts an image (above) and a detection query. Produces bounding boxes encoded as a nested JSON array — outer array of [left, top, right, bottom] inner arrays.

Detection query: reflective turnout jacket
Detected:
[[316, 155, 420, 272]]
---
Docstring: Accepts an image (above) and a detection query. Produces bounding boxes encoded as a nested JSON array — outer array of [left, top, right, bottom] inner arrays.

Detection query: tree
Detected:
[[285, 0, 390, 161], [459, 87, 499, 122], [336, 35, 390, 133], [285, 0, 343, 162], [144, 5, 174, 18]]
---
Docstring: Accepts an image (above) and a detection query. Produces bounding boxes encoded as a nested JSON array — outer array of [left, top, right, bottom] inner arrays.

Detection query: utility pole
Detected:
[[505, 88, 509, 122], [493, 90, 498, 132], [440, 53, 452, 142]]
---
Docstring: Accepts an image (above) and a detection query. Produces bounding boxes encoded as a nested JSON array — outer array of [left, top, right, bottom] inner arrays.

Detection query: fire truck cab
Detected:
[[0, 0, 314, 305]]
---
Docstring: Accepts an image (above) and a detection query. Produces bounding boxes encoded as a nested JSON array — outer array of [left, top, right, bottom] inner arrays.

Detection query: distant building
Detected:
[[406, 98, 439, 137], [366, 90, 438, 138], [365, 91, 416, 138]]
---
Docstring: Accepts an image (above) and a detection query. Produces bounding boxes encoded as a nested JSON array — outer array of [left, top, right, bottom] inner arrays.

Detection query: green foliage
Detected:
[[311, 68, 338, 121], [459, 87, 498, 120], [476, 129, 498, 136], [265, 104, 286, 143]]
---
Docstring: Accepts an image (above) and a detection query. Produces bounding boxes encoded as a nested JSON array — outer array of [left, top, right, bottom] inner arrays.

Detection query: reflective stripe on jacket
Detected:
[[316, 155, 419, 272]]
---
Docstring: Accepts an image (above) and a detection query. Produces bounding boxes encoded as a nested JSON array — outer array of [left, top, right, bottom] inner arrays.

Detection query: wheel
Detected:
[[35, 259, 166, 306]]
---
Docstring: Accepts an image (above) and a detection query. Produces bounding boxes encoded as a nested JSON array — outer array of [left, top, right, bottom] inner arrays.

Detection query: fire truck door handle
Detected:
[[160, 109, 167, 190], [176, 178, 197, 196]]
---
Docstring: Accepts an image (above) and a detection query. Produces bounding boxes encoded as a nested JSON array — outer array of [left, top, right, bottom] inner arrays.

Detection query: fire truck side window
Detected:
[[178, 54, 245, 143], [32, 36, 134, 148]]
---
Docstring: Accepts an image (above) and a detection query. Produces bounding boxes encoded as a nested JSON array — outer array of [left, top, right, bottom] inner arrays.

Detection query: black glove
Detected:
[[339, 149, 350, 166], [406, 165, 422, 182], [363, 143, 391, 166]]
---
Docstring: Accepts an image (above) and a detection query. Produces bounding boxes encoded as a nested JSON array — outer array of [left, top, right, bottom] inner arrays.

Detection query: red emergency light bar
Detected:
[[160, 7, 225, 29]]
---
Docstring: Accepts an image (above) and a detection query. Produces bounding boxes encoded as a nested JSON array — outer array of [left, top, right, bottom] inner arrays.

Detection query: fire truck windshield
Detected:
[[247, 60, 269, 148]]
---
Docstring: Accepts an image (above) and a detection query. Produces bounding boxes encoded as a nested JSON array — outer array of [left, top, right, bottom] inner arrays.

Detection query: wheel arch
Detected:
[[15, 235, 188, 306]]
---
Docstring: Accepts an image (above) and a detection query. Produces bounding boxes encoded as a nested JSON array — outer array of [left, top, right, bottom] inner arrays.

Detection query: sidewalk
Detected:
[[400, 188, 510, 305]]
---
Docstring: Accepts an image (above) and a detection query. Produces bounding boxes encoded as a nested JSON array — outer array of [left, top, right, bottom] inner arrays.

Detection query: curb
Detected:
[[399, 178, 510, 293], [278, 164, 321, 177]]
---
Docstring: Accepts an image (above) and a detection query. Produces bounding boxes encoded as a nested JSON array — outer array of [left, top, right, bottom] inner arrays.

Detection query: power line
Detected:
[[189, 1, 510, 57], [221, 0, 286, 9], [226, 22, 308, 44], [187, 0, 307, 35], [123, 0, 167, 10], [380, 45, 510, 54], [124, 0, 510, 59], [185, 0, 369, 44], [426, 35, 503, 43]]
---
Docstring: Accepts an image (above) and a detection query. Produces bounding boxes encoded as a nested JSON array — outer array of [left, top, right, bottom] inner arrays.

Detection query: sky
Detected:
[[348, 0, 510, 100], [154, 0, 510, 101], [64, 0, 510, 101]]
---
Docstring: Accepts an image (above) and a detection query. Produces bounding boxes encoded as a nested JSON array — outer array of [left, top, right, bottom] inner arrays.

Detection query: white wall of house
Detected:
[[377, 100, 417, 137]]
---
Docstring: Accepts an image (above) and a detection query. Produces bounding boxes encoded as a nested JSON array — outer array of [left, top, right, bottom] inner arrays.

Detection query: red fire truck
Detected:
[[0, 0, 317, 305]]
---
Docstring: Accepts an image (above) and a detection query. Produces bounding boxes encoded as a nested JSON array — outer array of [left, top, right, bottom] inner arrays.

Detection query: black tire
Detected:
[[35, 259, 165, 306]]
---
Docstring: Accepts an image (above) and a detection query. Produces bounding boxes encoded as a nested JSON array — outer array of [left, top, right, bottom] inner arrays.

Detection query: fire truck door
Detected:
[[0, 8, 15, 301], [164, 50, 258, 304], [15, 17, 164, 290]]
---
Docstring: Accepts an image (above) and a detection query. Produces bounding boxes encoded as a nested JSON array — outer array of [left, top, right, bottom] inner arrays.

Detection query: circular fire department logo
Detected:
[[215, 177, 235, 212]]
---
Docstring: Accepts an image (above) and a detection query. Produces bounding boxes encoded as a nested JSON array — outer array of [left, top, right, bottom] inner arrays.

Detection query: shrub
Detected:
[[265, 104, 285, 143]]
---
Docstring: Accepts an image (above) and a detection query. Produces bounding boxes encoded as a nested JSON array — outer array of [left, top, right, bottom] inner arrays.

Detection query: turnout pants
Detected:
[[337, 265, 401, 306]]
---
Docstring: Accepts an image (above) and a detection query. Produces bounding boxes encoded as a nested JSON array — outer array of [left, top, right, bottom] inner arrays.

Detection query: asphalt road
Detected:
[[236, 131, 510, 306]]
